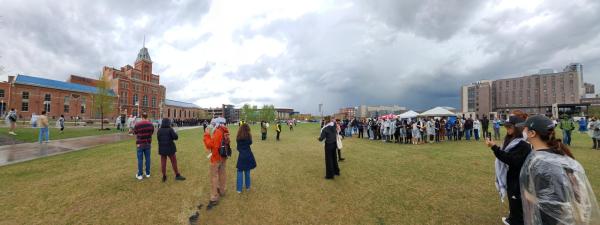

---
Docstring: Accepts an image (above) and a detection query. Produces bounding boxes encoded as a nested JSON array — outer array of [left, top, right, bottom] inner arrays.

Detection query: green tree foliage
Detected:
[[260, 104, 276, 122], [94, 76, 114, 130]]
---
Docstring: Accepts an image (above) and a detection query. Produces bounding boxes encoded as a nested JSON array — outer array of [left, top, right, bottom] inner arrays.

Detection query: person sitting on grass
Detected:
[[157, 118, 185, 182], [235, 123, 256, 193], [37, 111, 49, 144]]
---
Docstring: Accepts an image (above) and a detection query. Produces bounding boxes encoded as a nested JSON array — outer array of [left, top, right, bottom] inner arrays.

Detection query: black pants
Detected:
[[337, 148, 343, 160], [358, 129, 364, 138], [507, 192, 524, 225], [394, 132, 399, 143], [324, 143, 340, 178], [261, 132, 267, 140], [276, 131, 280, 141], [593, 138, 598, 149]]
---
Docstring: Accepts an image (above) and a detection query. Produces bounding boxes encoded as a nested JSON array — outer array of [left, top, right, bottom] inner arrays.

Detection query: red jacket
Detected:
[[203, 126, 229, 163]]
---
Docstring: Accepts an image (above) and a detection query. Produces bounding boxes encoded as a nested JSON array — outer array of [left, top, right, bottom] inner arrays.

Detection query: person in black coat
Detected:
[[236, 124, 257, 193], [318, 116, 340, 180], [157, 118, 186, 182], [485, 113, 531, 225]]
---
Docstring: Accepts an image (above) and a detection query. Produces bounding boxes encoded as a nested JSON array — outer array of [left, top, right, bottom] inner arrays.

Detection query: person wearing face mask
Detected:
[[519, 115, 600, 225], [486, 110, 531, 225]]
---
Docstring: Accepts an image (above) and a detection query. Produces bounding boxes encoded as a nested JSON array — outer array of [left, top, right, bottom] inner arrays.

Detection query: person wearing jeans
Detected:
[[133, 113, 155, 180], [235, 124, 256, 193], [559, 115, 575, 146], [37, 111, 49, 143]]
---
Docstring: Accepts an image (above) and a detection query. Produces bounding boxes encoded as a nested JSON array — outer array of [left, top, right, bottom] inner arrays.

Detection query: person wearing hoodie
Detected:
[[235, 123, 256, 193], [485, 111, 531, 225], [203, 117, 229, 210], [157, 118, 185, 182]]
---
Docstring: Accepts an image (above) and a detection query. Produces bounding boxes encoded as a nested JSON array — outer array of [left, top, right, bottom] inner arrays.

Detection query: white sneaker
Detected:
[[502, 217, 510, 225], [9, 132, 16, 135], [136, 174, 143, 180], [145, 174, 150, 178]]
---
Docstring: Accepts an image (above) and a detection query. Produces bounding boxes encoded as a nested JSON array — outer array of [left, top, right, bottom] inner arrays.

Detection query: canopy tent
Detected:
[[398, 110, 419, 119], [378, 114, 398, 120], [418, 107, 456, 117]]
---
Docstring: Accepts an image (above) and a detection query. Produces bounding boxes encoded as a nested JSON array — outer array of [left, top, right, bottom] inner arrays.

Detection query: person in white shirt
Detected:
[[474, 118, 482, 141]]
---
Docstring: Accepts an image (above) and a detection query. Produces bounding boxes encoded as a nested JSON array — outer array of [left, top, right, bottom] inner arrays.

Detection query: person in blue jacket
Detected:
[[236, 123, 257, 193]]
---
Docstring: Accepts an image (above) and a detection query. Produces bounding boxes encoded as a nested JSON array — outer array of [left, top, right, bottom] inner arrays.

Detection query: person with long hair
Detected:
[[486, 111, 531, 225], [519, 115, 600, 225], [235, 124, 256, 193], [157, 118, 185, 182]]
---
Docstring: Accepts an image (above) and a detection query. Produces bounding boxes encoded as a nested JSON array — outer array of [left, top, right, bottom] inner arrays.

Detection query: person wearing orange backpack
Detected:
[[203, 117, 230, 210]]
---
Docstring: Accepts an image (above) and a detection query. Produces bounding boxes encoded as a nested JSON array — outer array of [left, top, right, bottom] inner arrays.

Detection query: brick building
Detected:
[[102, 45, 166, 119], [0, 75, 117, 120], [164, 99, 205, 120]]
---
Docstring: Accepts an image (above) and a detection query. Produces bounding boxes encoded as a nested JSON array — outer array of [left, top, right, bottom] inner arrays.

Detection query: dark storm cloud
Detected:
[[0, 0, 211, 79]]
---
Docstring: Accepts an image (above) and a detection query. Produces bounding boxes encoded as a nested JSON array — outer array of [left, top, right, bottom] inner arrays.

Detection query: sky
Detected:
[[1, 0, 599, 114]]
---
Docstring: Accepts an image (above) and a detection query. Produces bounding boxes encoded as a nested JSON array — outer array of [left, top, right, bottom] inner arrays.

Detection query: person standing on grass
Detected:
[[203, 117, 229, 210], [58, 115, 65, 134], [482, 115, 490, 140], [157, 118, 185, 183], [578, 117, 588, 134], [335, 120, 345, 161], [235, 123, 256, 193], [318, 116, 340, 180], [133, 113, 154, 180], [589, 117, 600, 150], [6, 108, 17, 135], [559, 114, 576, 146], [30, 113, 38, 128], [275, 121, 282, 141], [37, 111, 49, 143], [519, 115, 600, 225], [474, 117, 481, 141], [260, 121, 267, 140], [493, 116, 502, 140], [485, 111, 530, 225]]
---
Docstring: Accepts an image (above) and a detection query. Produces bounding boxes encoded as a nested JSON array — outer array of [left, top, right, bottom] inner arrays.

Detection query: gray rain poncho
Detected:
[[520, 150, 600, 225]]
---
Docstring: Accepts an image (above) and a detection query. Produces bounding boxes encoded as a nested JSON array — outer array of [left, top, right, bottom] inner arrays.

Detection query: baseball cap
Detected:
[[516, 115, 555, 135], [504, 116, 525, 127]]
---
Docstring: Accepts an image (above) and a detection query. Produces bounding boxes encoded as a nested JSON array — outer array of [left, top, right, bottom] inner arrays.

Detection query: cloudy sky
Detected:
[[1, 0, 599, 114]]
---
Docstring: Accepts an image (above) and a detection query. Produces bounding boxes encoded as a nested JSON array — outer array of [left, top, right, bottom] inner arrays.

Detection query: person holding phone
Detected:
[[485, 110, 530, 225]]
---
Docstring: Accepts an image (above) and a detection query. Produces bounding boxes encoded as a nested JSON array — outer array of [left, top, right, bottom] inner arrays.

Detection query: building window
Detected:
[[168, 109, 171, 118], [21, 102, 29, 112], [81, 96, 86, 114], [133, 94, 138, 105], [143, 95, 148, 107], [44, 94, 51, 101], [22, 91, 29, 99], [0, 89, 4, 98], [64, 105, 70, 113], [152, 96, 156, 107], [64, 96, 70, 113]]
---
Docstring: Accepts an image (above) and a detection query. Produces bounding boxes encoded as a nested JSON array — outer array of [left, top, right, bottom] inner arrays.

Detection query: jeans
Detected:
[[236, 169, 251, 192], [136, 145, 151, 176], [465, 129, 472, 140], [562, 130, 572, 145], [38, 127, 49, 143], [494, 127, 500, 140], [474, 129, 480, 141]]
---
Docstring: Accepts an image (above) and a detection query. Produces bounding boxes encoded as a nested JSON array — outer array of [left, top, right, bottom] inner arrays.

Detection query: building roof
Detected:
[[15, 74, 115, 96], [136, 47, 152, 63], [165, 99, 200, 108]]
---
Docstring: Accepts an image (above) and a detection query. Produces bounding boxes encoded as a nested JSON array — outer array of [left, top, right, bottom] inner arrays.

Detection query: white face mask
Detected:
[[522, 130, 529, 140]]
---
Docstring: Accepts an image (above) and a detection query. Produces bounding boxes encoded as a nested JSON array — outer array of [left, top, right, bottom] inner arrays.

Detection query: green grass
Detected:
[[0, 124, 598, 224], [0, 127, 122, 143]]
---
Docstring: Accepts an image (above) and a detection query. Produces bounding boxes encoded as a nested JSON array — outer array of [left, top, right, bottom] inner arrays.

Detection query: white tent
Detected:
[[419, 107, 456, 117], [398, 110, 419, 119]]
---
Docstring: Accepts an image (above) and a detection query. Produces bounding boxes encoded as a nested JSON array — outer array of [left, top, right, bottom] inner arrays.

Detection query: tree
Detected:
[[259, 104, 276, 122], [94, 75, 114, 130]]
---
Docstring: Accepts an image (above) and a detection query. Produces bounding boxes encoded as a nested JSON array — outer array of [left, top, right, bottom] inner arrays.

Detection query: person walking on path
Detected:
[[275, 121, 282, 141], [485, 112, 530, 225], [235, 124, 256, 193], [519, 115, 600, 225], [203, 117, 229, 210], [37, 111, 50, 143], [318, 116, 340, 180], [133, 113, 154, 180], [260, 121, 267, 140], [157, 118, 185, 182], [58, 115, 65, 134], [6, 108, 17, 135], [559, 114, 576, 146]]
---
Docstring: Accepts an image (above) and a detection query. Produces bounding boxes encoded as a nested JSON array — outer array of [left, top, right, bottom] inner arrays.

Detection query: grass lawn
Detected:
[[0, 123, 598, 224], [0, 126, 123, 144]]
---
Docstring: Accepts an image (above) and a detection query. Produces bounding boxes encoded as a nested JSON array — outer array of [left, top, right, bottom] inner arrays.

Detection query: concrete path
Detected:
[[0, 126, 200, 167]]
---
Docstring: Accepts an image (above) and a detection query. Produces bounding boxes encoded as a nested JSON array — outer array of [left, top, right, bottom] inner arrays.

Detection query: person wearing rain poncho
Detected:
[[519, 115, 600, 225], [486, 111, 531, 225]]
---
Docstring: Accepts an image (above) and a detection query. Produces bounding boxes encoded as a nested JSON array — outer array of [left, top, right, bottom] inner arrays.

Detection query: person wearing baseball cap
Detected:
[[519, 115, 600, 225], [486, 110, 531, 225]]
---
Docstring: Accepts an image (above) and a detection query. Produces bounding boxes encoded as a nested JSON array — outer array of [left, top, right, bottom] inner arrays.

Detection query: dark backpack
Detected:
[[219, 130, 232, 158], [8, 114, 16, 122]]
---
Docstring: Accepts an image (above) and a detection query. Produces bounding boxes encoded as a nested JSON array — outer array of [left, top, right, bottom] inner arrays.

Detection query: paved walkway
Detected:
[[0, 126, 200, 167]]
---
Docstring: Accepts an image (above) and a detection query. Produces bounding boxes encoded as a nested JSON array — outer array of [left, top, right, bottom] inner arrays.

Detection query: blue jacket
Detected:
[[236, 139, 257, 171]]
